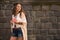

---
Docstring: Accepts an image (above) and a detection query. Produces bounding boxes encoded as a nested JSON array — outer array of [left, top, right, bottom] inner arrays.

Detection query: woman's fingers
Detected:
[[12, 18, 17, 22]]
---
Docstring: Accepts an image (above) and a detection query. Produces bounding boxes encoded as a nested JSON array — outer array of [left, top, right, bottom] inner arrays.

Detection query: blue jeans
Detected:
[[11, 28, 23, 37]]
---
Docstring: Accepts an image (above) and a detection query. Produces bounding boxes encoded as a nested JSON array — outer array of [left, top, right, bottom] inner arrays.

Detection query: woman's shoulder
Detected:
[[21, 12, 26, 17], [22, 12, 25, 15]]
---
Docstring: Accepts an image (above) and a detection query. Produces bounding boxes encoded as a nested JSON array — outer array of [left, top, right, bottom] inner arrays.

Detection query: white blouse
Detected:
[[11, 13, 27, 28]]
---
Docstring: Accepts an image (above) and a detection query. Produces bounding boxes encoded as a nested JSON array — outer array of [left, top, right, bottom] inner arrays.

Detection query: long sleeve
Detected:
[[21, 17, 27, 23]]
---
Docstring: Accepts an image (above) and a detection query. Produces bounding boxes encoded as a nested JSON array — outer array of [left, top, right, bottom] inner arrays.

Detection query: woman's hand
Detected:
[[12, 18, 17, 23], [10, 18, 17, 24], [11, 18, 23, 25]]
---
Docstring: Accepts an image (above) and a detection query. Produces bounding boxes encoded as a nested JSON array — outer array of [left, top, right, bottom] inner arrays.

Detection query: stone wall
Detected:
[[0, 0, 60, 40]]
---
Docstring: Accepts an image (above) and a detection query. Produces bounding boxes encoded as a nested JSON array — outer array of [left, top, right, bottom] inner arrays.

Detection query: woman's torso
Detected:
[[11, 13, 22, 28]]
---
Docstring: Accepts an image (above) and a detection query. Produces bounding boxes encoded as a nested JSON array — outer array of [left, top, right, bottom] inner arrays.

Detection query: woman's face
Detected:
[[16, 4, 21, 12]]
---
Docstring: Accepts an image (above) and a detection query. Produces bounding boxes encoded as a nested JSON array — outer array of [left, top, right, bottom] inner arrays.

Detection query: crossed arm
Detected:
[[10, 12, 27, 26]]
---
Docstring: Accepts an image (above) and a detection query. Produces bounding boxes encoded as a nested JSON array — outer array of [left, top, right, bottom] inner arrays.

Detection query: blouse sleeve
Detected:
[[21, 17, 27, 23], [20, 12, 27, 23]]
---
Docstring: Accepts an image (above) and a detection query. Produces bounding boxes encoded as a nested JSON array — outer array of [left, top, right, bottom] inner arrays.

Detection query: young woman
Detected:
[[10, 3, 27, 40]]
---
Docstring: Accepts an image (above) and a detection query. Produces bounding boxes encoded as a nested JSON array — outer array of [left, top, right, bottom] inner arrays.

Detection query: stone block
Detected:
[[52, 23, 58, 29], [0, 17, 8, 23], [31, 11, 36, 18], [33, 29, 40, 35], [40, 29, 48, 36], [48, 11, 54, 17], [1, 3, 13, 10], [3, 23, 10, 28], [57, 30, 60, 35], [42, 5, 50, 11], [47, 36, 54, 40], [0, 23, 4, 28], [57, 17, 60, 22], [0, 29, 11, 40], [50, 5, 60, 11], [36, 11, 45, 17], [23, 5, 32, 11], [28, 35, 36, 40], [49, 17, 57, 23], [40, 17, 50, 23], [54, 11, 60, 17], [53, 36, 60, 40], [33, 5, 41, 11], [41, 22, 52, 29], [58, 23, 60, 29], [48, 29, 57, 35], [0, 10, 5, 17], [36, 35, 47, 40], [5, 10, 12, 16]]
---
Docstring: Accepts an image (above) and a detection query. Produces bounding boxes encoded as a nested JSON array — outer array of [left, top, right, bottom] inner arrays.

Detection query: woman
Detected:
[[10, 3, 27, 40]]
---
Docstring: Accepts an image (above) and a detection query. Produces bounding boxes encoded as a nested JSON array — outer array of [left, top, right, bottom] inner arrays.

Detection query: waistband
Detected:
[[12, 28, 21, 29]]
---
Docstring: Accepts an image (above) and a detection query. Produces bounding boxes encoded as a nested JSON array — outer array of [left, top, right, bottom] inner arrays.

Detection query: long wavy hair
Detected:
[[12, 3, 24, 18]]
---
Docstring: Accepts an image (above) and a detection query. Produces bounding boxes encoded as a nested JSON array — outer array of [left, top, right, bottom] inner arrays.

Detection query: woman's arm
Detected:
[[21, 12, 27, 26], [15, 21, 23, 25]]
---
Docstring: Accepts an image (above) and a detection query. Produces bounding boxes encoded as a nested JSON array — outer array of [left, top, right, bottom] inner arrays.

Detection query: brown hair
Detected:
[[12, 3, 24, 17]]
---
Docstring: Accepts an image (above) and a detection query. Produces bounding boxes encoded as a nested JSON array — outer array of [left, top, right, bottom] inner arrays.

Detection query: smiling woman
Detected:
[[10, 3, 27, 40]]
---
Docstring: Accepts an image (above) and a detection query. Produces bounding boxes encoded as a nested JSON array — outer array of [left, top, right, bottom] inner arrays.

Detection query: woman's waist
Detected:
[[12, 27, 21, 29], [11, 24, 22, 28]]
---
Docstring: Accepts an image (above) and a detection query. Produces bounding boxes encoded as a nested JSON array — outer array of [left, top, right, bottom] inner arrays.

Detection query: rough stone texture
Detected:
[[23, 0, 60, 2], [0, 0, 60, 40]]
